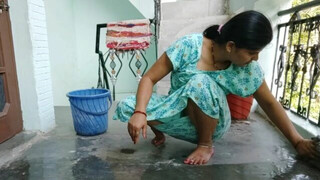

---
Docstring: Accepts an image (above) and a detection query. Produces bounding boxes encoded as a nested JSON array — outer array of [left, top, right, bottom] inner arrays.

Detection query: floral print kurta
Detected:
[[113, 33, 264, 144]]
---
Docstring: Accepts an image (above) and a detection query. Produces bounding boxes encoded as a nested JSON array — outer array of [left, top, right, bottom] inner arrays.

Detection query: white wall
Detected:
[[9, 0, 37, 130], [161, 0, 226, 20], [43, 0, 77, 106], [45, 0, 157, 105], [129, 0, 155, 19], [9, 0, 55, 132]]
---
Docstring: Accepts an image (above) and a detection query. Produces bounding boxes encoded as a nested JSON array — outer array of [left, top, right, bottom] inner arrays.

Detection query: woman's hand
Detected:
[[128, 113, 147, 144], [295, 139, 320, 159]]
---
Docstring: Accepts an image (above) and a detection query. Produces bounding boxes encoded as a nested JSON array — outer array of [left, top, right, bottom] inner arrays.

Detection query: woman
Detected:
[[113, 10, 318, 165]]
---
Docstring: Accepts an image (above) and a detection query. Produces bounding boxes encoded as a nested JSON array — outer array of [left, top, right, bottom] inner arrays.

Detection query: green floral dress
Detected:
[[113, 33, 264, 144]]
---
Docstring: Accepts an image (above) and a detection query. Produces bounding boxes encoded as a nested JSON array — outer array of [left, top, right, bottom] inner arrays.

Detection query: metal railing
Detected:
[[94, 0, 161, 100], [272, 10, 320, 126]]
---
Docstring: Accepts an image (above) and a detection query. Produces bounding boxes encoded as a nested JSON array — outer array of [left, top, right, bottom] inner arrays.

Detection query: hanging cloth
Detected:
[[106, 19, 152, 51]]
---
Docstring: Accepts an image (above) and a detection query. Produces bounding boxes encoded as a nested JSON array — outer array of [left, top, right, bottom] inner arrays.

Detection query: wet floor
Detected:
[[0, 106, 319, 180]]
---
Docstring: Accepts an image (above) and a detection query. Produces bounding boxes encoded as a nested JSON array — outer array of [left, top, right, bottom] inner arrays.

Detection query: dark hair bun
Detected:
[[203, 10, 273, 50], [203, 25, 220, 40]]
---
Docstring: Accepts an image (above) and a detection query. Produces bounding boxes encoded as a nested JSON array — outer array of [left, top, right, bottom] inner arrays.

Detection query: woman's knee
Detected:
[[118, 96, 135, 109]]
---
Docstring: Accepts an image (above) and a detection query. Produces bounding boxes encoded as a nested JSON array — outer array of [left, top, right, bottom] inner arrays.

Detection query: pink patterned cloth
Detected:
[[106, 19, 152, 50]]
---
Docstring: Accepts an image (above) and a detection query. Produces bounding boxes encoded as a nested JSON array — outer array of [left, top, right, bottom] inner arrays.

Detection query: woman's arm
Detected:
[[128, 52, 173, 144], [253, 81, 303, 146], [134, 53, 173, 114], [253, 80, 318, 158]]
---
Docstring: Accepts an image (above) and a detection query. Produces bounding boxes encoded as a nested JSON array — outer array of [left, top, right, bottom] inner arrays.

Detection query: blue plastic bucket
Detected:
[[66, 88, 112, 136]]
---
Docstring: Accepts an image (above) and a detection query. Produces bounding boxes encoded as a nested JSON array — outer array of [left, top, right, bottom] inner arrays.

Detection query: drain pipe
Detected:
[[153, 0, 161, 59]]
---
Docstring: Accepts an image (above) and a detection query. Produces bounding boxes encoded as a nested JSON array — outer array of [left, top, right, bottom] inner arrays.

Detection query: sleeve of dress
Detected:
[[226, 61, 265, 97], [165, 36, 192, 71]]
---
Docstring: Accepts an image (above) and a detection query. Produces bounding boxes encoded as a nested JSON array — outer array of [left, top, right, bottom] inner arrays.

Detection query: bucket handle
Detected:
[[69, 93, 112, 116], [106, 91, 112, 110]]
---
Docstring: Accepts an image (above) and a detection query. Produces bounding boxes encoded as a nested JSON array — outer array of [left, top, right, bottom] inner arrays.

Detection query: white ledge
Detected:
[[256, 106, 320, 139]]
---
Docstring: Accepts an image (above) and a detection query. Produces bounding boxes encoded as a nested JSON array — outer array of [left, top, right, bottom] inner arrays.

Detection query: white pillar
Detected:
[[9, 0, 55, 132]]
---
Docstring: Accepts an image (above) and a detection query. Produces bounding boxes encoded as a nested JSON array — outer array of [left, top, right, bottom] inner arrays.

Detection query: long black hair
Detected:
[[203, 10, 273, 50]]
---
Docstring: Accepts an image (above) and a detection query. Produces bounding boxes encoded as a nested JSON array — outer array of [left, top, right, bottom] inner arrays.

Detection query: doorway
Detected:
[[0, 0, 23, 143]]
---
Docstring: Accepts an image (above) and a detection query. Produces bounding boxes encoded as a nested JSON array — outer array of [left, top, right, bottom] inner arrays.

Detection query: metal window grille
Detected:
[[271, 12, 320, 126]]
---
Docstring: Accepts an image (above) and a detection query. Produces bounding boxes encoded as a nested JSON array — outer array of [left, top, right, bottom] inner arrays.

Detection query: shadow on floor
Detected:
[[0, 105, 319, 180]]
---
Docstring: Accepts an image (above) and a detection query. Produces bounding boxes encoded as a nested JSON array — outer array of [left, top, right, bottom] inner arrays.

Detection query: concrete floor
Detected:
[[0, 105, 319, 180]]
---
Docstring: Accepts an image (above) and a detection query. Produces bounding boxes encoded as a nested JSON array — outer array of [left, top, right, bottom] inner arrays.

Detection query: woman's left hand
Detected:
[[295, 139, 320, 159]]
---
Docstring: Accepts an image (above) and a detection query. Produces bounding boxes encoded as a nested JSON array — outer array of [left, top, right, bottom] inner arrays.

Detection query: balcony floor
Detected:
[[0, 105, 319, 180]]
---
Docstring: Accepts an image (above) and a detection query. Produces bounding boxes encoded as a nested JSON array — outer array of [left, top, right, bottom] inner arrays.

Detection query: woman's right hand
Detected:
[[128, 113, 147, 144], [295, 138, 320, 159]]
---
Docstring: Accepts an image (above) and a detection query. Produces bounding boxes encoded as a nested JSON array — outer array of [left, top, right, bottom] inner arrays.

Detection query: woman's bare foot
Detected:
[[184, 145, 214, 165], [150, 126, 165, 146]]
